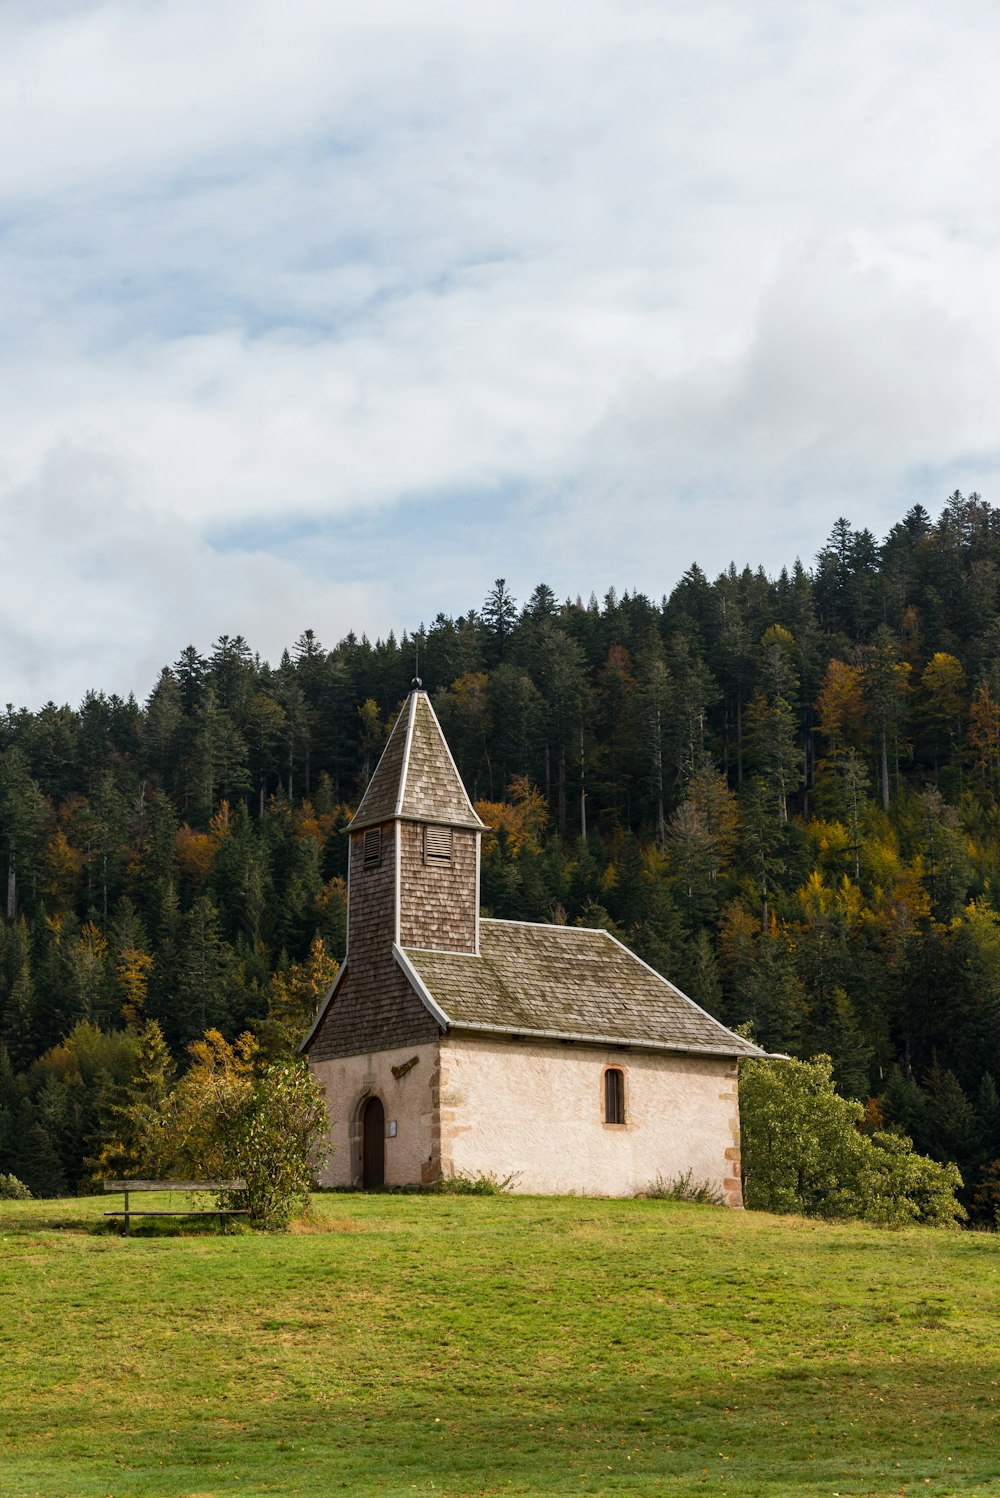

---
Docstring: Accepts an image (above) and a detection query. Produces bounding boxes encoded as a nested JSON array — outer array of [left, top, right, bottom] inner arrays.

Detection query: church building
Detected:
[[301, 684, 761, 1201]]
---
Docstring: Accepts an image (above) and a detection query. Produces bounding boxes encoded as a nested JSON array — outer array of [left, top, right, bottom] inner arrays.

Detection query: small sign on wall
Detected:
[[388, 1120, 397, 1137]]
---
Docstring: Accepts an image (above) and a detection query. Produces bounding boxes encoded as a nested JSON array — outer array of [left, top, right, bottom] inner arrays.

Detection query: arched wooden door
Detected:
[[361, 1096, 385, 1190]]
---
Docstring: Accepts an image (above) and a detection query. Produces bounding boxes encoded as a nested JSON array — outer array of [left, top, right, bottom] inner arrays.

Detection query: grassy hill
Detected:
[[1, 1192, 998, 1497]]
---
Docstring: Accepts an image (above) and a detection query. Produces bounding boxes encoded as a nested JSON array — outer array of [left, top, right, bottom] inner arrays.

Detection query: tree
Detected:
[[719, 909, 805, 1055], [487, 664, 544, 794], [526, 623, 589, 836], [918, 788, 972, 921], [435, 673, 492, 800], [94, 1019, 176, 1180], [1, 919, 37, 1071], [968, 681, 1000, 794], [918, 652, 967, 775], [12, 1112, 66, 1198], [737, 778, 786, 927], [173, 646, 207, 714], [245, 692, 285, 815], [663, 632, 716, 790], [209, 634, 256, 717], [816, 659, 867, 757], [0, 748, 48, 921], [744, 626, 803, 821], [636, 643, 671, 848], [105, 1029, 331, 1228], [256, 937, 339, 1059], [740, 1054, 965, 1227], [187, 690, 251, 824], [143, 668, 184, 797], [595, 645, 637, 825], [481, 579, 518, 665], [839, 750, 870, 884], [861, 628, 910, 810], [152, 896, 235, 1049]]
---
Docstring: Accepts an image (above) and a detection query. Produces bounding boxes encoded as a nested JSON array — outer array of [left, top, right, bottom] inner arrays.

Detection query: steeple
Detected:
[[350, 687, 486, 834], [347, 687, 484, 957]]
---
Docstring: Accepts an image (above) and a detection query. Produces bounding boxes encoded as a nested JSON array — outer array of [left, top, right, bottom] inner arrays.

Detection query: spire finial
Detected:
[[412, 676, 423, 690]]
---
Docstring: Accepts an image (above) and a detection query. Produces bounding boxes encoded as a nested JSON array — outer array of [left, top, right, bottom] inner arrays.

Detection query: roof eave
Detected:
[[298, 959, 349, 1054], [595, 927, 765, 1058], [347, 810, 486, 834], [446, 1018, 762, 1059], [393, 944, 452, 1030]]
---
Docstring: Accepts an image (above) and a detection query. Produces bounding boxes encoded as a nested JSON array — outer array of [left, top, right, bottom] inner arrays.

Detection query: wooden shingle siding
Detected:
[[399, 823, 478, 953], [309, 824, 440, 1061], [400, 697, 485, 827], [307, 963, 440, 1061], [349, 692, 485, 833], [349, 706, 411, 830], [348, 823, 396, 955]]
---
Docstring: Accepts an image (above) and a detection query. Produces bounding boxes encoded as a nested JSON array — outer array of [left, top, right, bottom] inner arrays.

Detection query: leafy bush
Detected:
[[433, 1170, 519, 1195], [97, 1025, 331, 1230], [640, 1170, 726, 1205], [740, 1055, 966, 1228], [0, 1173, 32, 1200]]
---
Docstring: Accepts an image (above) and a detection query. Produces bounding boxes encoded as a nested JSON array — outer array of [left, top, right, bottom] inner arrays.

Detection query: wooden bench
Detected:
[[103, 1179, 248, 1235]]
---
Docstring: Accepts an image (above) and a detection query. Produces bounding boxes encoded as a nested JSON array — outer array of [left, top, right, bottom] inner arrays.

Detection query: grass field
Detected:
[[1, 1192, 999, 1498]]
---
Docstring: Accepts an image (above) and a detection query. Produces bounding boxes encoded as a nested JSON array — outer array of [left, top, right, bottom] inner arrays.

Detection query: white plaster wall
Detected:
[[438, 1036, 742, 1203], [310, 1040, 440, 1188]]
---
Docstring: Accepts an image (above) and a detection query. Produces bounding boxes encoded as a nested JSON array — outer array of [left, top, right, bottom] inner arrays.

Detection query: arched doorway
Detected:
[[361, 1096, 385, 1190]]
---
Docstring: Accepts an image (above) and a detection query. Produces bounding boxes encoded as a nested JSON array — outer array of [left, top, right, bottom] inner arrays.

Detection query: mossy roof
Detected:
[[398, 919, 762, 1058]]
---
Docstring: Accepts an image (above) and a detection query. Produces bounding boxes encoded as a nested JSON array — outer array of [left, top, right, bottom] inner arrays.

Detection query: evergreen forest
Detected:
[[4, 490, 1000, 1220]]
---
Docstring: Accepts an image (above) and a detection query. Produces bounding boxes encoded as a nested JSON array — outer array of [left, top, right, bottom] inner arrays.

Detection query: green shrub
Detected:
[[97, 1026, 331, 1230], [0, 1173, 32, 1201], [740, 1054, 965, 1228], [433, 1170, 519, 1195], [640, 1170, 726, 1205]]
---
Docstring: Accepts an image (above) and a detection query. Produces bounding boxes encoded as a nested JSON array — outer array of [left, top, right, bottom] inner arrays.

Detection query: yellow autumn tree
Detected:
[[919, 652, 967, 766], [118, 947, 154, 1028], [256, 935, 340, 1059], [968, 681, 1000, 793], [816, 660, 867, 756], [475, 776, 548, 857]]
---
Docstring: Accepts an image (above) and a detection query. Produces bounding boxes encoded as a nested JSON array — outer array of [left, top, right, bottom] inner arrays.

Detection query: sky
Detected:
[[3, 0, 1000, 710]]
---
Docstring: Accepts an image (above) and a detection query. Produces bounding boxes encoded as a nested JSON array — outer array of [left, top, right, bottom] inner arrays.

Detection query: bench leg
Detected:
[[124, 1189, 130, 1237]]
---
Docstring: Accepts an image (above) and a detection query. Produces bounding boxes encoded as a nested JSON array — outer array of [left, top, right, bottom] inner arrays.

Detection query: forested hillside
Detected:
[[4, 490, 1000, 1216]]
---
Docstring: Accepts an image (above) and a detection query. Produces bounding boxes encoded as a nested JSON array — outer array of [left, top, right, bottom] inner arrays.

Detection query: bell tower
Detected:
[[346, 682, 485, 958]]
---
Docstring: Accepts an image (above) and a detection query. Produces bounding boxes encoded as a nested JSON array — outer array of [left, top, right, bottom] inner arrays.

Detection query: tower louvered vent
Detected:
[[424, 825, 453, 865], [363, 827, 382, 867]]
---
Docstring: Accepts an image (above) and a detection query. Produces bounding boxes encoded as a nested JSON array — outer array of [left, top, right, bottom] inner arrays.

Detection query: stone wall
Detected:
[[310, 1039, 441, 1188], [437, 1034, 743, 1203]]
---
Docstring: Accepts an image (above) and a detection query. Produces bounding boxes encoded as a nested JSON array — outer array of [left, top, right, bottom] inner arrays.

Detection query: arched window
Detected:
[[604, 1067, 625, 1125]]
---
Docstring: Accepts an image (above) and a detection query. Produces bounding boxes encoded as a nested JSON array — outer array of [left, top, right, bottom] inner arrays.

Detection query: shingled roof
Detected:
[[396, 919, 762, 1059], [350, 689, 487, 833]]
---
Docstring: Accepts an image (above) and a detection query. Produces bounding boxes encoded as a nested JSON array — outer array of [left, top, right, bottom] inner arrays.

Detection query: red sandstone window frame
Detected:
[[603, 1066, 626, 1126]]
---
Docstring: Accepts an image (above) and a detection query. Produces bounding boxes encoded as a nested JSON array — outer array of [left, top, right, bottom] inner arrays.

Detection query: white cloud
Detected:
[[3, 0, 1000, 705]]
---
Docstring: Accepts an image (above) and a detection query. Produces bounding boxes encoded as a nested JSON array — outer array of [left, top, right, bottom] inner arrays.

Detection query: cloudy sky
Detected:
[[3, 0, 1000, 709]]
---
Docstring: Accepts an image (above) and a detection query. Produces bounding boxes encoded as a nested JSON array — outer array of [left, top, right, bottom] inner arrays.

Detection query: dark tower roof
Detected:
[[349, 689, 487, 834]]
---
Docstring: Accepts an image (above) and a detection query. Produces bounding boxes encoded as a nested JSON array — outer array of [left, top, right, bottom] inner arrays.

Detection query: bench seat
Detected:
[[103, 1179, 248, 1235]]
